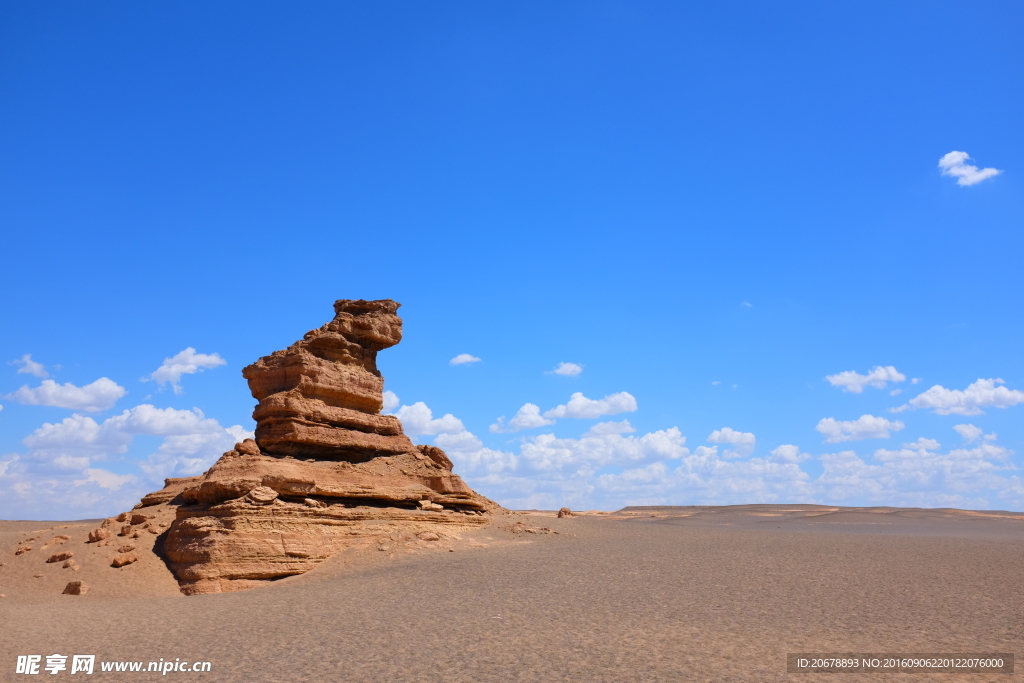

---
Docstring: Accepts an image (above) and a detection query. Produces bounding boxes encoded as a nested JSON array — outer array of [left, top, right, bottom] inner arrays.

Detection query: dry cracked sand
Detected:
[[2, 505, 1021, 682]]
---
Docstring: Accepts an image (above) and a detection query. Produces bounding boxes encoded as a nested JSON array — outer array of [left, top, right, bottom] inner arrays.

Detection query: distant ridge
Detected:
[[616, 504, 1024, 515]]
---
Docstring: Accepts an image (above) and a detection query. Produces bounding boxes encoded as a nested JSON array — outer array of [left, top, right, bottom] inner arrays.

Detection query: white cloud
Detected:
[[938, 151, 1002, 186], [889, 389, 902, 396], [548, 362, 583, 377], [22, 405, 229, 463], [111, 404, 228, 437], [434, 430, 517, 476], [599, 434, 1023, 511], [225, 425, 254, 443], [769, 444, 811, 463], [583, 420, 637, 437], [139, 424, 252, 481], [711, 381, 720, 386], [543, 392, 638, 419], [394, 402, 465, 436], [516, 429, 688, 476], [953, 423, 983, 442], [5, 377, 127, 412], [450, 354, 481, 366], [895, 379, 1024, 416], [953, 423, 997, 443], [10, 354, 49, 378], [391, 397, 690, 510], [911, 378, 921, 384], [817, 437, 1019, 508], [816, 414, 905, 443], [707, 427, 756, 459], [23, 412, 131, 457], [382, 390, 400, 414], [825, 365, 905, 393], [145, 347, 226, 394], [902, 437, 941, 451], [441, 417, 688, 483], [592, 446, 815, 509], [297, 395, 1024, 512], [388, 401, 522, 483], [489, 403, 555, 433], [74, 468, 137, 491], [0, 403, 249, 519]]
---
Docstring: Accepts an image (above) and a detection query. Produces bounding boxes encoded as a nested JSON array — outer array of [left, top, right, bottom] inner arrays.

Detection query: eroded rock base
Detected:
[[168, 503, 489, 595], [152, 444, 498, 594]]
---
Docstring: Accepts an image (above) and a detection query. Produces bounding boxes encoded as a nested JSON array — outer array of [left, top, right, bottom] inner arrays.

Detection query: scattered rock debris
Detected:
[[511, 521, 558, 535], [44, 534, 71, 546], [87, 528, 111, 543], [111, 553, 139, 568]]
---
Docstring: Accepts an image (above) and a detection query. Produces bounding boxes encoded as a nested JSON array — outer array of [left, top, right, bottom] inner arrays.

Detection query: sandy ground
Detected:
[[1, 505, 1021, 682]]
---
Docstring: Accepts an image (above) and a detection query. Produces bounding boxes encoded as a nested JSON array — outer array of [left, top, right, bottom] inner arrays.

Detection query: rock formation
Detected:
[[140, 299, 499, 594]]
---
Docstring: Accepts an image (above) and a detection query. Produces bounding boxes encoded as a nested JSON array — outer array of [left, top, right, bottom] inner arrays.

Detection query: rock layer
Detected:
[[152, 299, 500, 595], [242, 299, 411, 460]]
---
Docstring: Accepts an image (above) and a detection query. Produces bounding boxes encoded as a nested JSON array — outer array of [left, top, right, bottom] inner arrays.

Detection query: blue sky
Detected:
[[1, 1, 1022, 519]]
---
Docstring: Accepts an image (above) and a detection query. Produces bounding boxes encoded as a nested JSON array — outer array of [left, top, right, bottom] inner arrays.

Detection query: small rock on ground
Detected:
[[111, 553, 138, 568]]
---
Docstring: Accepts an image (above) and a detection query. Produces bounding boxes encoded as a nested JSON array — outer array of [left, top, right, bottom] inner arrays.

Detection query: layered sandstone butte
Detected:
[[145, 299, 499, 595]]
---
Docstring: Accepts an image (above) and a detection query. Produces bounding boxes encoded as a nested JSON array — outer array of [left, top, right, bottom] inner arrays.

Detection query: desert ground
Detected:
[[2, 505, 1021, 682]]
